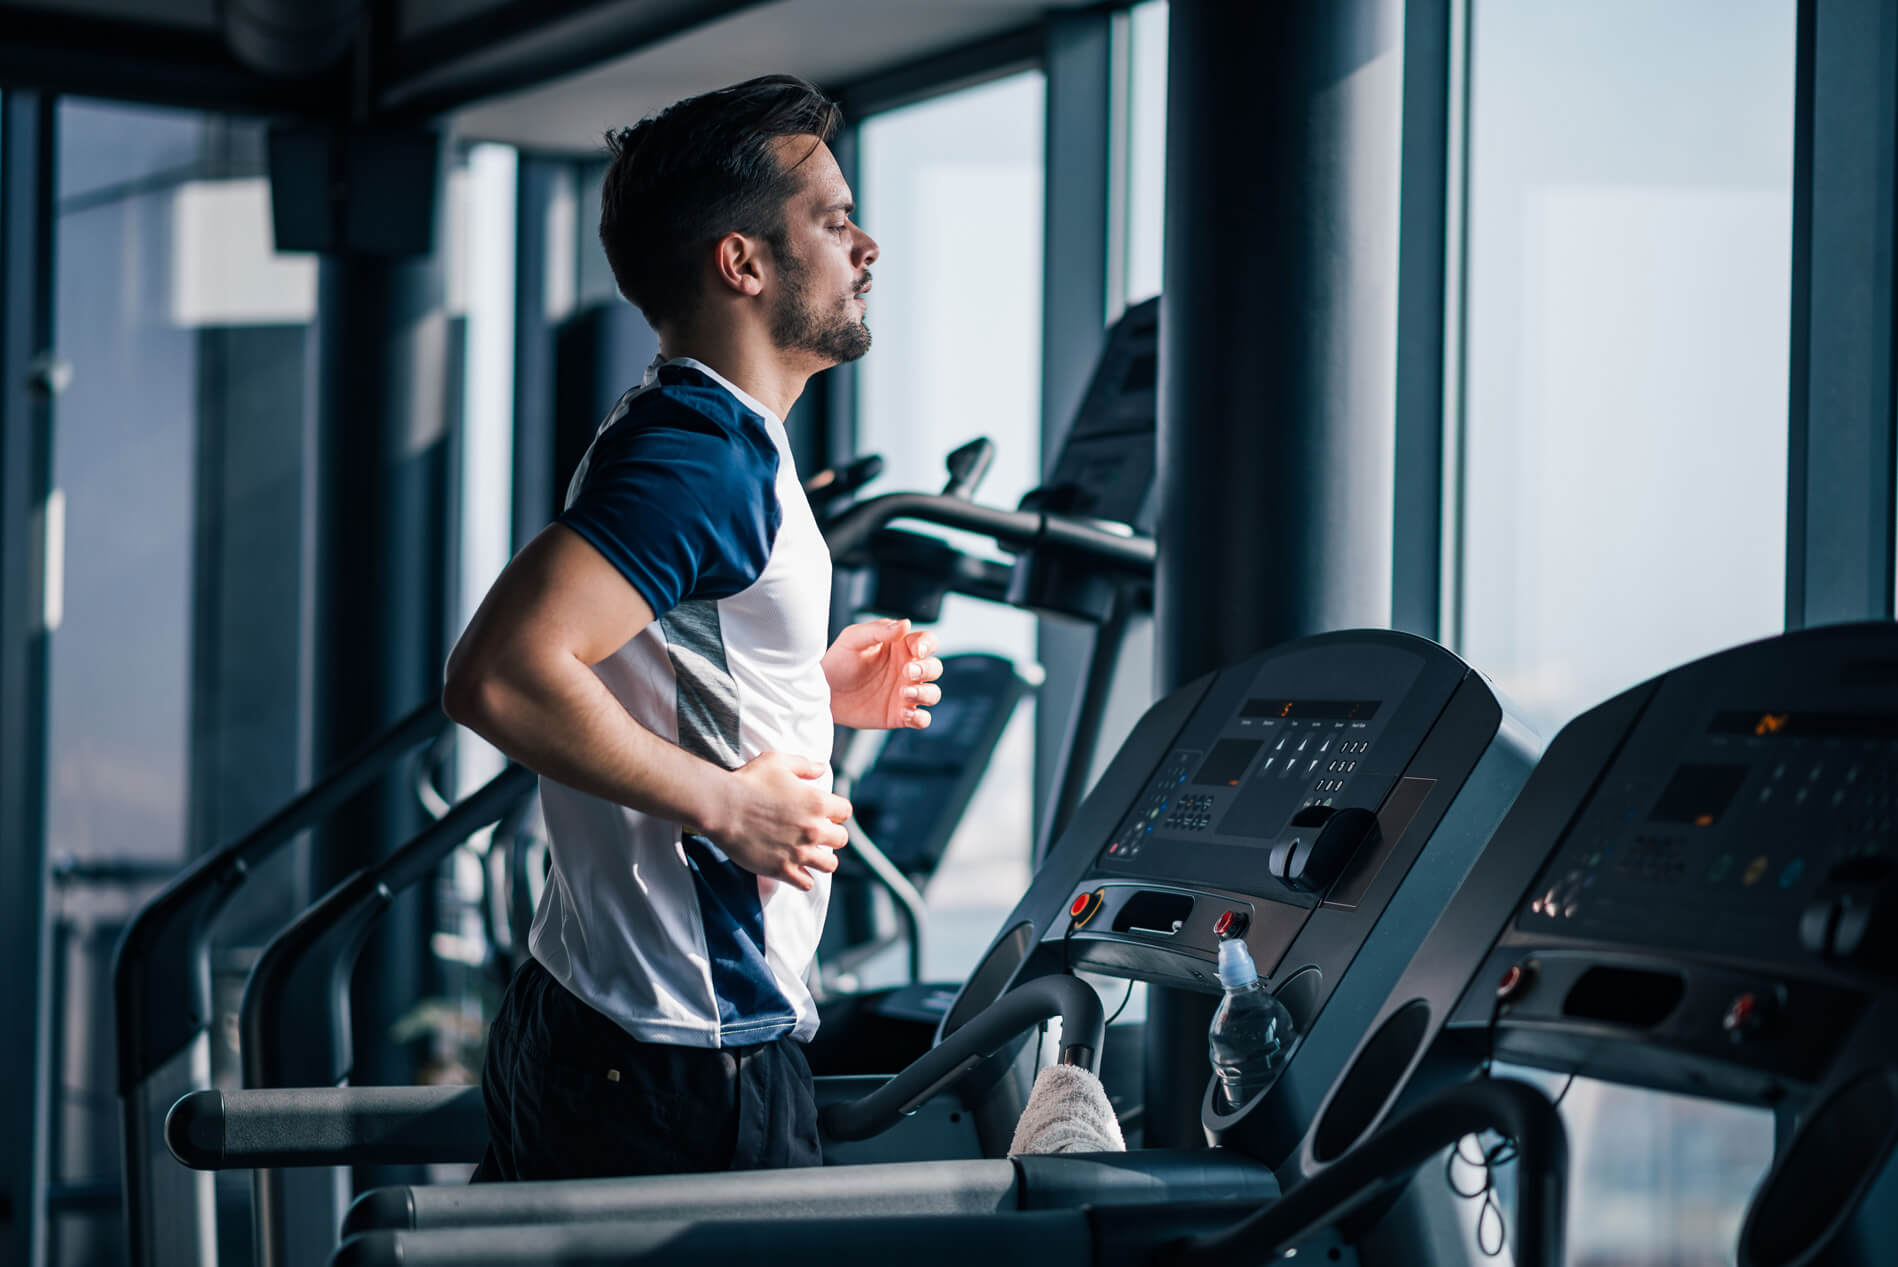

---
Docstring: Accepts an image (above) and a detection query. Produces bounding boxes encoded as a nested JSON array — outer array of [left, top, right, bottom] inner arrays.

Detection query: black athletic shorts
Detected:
[[471, 957, 822, 1182]]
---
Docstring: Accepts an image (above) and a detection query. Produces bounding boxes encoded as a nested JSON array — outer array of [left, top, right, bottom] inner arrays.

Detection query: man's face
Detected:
[[765, 137, 878, 367]]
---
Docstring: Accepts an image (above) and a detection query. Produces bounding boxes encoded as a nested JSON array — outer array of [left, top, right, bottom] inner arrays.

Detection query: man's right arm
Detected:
[[441, 522, 848, 890]]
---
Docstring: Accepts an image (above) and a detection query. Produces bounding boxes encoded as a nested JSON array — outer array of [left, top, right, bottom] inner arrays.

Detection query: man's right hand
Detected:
[[709, 752, 851, 891]]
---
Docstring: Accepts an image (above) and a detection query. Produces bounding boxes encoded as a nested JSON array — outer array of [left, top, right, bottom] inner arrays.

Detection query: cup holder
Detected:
[[1195, 966, 1327, 1167], [1273, 965, 1323, 1032], [1310, 998, 1432, 1164], [1740, 1065, 1898, 1267]]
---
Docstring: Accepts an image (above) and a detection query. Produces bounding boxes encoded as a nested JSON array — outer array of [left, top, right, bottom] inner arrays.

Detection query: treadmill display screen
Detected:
[[1194, 739, 1263, 787], [1241, 699, 1381, 722], [1709, 710, 1898, 739], [1650, 763, 1749, 826]]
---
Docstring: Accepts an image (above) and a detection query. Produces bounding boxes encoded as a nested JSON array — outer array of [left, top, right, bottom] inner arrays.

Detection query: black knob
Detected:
[[1283, 807, 1381, 894], [1798, 855, 1898, 973], [942, 438, 995, 499]]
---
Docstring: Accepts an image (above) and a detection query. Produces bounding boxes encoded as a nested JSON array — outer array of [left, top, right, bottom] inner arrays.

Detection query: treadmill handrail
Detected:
[[239, 764, 537, 1088], [818, 973, 1105, 1143], [166, 1085, 485, 1170], [112, 700, 448, 1094], [1168, 1078, 1568, 1267], [824, 492, 1155, 577], [166, 974, 1107, 1169], [838, 816, 927, 986]]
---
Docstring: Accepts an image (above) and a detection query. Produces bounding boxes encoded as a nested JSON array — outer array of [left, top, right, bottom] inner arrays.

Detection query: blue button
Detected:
[[1779, 858, 1805, 889]]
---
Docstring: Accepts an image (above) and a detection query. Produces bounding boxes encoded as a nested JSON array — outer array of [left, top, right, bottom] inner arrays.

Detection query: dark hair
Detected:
[[599, 74, 842, 329]]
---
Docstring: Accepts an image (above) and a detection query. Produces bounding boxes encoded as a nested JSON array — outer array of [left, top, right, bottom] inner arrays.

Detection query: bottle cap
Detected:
[[1216, 938, 1259, 989]]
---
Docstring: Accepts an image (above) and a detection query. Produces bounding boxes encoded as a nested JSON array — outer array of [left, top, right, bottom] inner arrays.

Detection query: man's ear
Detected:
[[713, 231, 767, 297]]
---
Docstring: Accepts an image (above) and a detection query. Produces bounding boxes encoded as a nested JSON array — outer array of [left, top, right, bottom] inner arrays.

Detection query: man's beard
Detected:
[[770, 243, 871, 364]]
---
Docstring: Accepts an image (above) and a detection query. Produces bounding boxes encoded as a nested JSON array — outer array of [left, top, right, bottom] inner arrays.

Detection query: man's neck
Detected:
[[658, 327, 810, 422]]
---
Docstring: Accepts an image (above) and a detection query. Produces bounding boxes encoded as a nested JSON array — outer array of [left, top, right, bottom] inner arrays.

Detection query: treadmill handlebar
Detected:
[[239, 764, 538, 1088], [113, 700, 449, 1091], [1171, 1078, 1567, 1267], [818, 974, 1105, 1143], [824, 492, 1154, 577], [166, 1085, 485, 1170]]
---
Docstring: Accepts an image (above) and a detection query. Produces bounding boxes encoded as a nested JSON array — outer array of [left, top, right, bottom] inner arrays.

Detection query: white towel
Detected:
[[1007, 1063, 1128, 1155]]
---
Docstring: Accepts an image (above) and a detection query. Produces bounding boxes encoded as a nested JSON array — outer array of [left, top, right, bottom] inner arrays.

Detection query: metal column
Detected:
[[0, 89, 58, 1267], [1150, 0, 1411, 1149], [258, 244, 451, 1267], [1034, 8, 1115, 857], [1786, 0, 1898, 628], [1389, 0, 1455, 641], [510, 157, 563, 551]]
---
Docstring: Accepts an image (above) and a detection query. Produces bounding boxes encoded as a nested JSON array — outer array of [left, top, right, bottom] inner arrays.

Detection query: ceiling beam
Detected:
[[376, 0, 769, 122], [0, 4, 340, 116]]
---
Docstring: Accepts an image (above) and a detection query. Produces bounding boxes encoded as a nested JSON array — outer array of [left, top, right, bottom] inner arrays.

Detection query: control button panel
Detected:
[[1166, 794, 1216, 831], [1104, 751, 1196, 861], [1513, 708, 1898, 968], [1090, 639, 1449, 899]]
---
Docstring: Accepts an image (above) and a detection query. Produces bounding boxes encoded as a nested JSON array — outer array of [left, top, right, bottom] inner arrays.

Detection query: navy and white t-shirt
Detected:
[[529, 356, 835, 1049]]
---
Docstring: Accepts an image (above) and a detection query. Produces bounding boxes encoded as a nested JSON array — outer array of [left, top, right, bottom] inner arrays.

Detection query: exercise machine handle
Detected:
[[942, 438, 995, 500], [166, 1085, 483, 1170], [818, 974, 1104, 1143], [824, 492, 1153, 577], [1167, 1078, 1567, 1267], [805, 453, 885, 514], [114, 700, 448, 1093]]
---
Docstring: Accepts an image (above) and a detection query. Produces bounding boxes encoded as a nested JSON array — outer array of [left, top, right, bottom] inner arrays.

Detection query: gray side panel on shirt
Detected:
[[659, 600, 743, 769]]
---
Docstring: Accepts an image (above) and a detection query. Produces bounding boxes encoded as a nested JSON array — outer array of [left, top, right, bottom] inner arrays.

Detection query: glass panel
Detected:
[[1459, 0, 1796, 734], [49, 101, 209, 876], [853, 71, 1046, 984], [1124, 0, 1168, 306], [1458, 6, 1795, 1265], [50, 102, 322, 870], [433, 143, 520, 1105], [48, 97, 321, 1262], [452, 143, 519, 800], [1478, 1070, 1776, 1267]]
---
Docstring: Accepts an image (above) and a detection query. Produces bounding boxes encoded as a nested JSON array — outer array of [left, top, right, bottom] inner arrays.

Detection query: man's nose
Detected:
[[856, 227, 879, 266]]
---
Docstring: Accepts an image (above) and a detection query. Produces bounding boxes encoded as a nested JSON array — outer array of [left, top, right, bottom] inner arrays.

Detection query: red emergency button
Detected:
[[1213, 909, 1249, 940], [1723, 991, 1768, 1040], [1069, 890, 1103, 928], [1496, 960, 1536, 1004]]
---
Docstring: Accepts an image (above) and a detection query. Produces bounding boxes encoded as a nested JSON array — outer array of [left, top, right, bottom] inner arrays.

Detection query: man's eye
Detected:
[[829, 223, 848, 233]]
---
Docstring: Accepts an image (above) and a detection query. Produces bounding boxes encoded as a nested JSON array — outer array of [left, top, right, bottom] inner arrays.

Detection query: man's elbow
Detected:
[[441, 653, 502, 734]]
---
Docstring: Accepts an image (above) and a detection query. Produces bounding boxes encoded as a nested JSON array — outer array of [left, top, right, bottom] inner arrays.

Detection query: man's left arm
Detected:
[[823, 617, 944, 730]]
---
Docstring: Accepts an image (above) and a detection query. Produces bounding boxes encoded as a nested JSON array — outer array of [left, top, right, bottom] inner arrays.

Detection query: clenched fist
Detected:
[[707, 751, 852, 891]]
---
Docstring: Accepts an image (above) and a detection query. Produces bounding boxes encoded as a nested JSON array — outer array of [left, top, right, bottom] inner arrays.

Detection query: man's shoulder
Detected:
[[631, 364, 767, 437], [590, 374, 776, 473], [568, 369, 781, 520], [612, 376, 743, 439]]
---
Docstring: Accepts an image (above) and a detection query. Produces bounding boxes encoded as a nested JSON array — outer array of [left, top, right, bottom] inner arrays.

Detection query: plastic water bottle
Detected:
[[1208, 938, 1297, 1110]]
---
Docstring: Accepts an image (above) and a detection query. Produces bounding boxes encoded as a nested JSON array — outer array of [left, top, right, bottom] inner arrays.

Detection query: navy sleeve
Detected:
[[558, 402, 781, 615]]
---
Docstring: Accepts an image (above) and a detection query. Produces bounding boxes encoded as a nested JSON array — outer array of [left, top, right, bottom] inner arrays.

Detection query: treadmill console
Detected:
[[1050, 635, 1490, 1004], [1304, 623, 1898, 1267], [1457, 635, 1898, 1096], [1517, 708, 1893, 967], [1099, 652, 1424, 892], [944, 628, 1538, 1165]]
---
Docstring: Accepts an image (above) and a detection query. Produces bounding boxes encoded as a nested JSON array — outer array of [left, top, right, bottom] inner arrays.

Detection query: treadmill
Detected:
[[304, 627, 1542, 1263], [1290, 621, 1898, 1267]]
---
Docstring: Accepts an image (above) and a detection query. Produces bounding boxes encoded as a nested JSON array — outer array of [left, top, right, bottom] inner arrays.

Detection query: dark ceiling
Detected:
[[2, 0, 1103, 152]]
